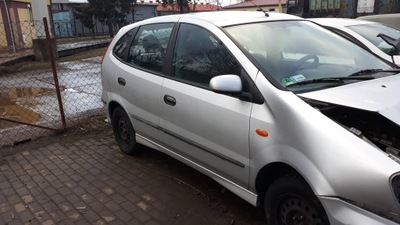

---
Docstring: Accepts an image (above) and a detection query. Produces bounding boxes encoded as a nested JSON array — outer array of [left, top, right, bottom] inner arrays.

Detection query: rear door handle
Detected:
[[118, 77, 126, 86], [163, 95, 176, 106]]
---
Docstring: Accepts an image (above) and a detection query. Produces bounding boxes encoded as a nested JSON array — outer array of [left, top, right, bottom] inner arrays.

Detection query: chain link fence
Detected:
[[0, 19, 112, 147], [54, 20, 113, 38]]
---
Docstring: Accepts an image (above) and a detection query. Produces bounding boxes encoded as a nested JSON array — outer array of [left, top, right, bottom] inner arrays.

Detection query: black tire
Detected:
[[264, 174, 330, 225], [111, 107, 139, 155]]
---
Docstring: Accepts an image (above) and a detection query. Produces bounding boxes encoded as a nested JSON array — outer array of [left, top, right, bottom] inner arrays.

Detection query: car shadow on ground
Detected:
[[134, 144, 266, 225]]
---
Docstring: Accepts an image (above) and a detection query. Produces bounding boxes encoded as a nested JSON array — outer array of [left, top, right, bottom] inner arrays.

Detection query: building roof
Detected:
[[223, 0, 284, 9], [157, 2, 220, 12]]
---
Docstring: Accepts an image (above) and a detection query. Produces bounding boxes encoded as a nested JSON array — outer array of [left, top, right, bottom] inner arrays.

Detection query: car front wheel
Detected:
[[264, 174, 330, 225], [111, 107, 139, 155]]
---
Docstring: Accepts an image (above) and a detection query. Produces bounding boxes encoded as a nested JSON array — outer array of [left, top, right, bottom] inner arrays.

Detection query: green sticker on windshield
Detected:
[[282, 78, 294, 86], [282, 74, 306, 86]]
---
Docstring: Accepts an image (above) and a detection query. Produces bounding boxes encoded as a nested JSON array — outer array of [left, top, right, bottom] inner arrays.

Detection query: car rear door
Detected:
[[159, 21, 254, 188], [113, 23, 175, 141]]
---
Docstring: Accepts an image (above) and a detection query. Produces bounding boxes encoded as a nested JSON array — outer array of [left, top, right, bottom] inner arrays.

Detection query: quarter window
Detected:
[[172, 24, 240, 87], [127, 23, 174, 74], [113, 29, 135, 60]]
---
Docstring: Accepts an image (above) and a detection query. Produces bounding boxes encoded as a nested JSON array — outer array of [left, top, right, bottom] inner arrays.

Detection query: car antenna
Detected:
[[250, 1, 269, 17]]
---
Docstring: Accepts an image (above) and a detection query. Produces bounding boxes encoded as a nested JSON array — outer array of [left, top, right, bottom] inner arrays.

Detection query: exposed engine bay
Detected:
[[304, 98, 400, 156]]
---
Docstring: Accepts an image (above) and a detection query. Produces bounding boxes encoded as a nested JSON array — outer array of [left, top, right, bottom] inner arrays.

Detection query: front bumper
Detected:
[[319, 196, 398, 225]]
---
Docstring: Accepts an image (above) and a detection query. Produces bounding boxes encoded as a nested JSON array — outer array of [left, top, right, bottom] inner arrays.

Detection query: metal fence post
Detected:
[[43, 17, 67, 131]]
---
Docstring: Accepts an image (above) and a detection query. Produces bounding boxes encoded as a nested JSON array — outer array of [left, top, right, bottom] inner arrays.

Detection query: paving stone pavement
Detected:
[[0, 128, 265, 225]]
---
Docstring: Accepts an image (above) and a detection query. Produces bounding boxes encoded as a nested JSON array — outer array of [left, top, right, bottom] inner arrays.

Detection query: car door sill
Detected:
[[159, 128, 245, 168], [135, 133, 258, 207]]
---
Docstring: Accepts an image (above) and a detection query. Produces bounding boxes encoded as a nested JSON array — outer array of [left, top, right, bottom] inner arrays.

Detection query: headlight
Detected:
[[392, 174, 400, 206], [382, 174, 400, 223], [342, 174, 400, 223]]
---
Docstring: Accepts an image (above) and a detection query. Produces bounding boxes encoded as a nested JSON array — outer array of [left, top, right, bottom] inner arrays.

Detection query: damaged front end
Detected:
[[303, 98, 400, 223], [305, 99, 400, 158]]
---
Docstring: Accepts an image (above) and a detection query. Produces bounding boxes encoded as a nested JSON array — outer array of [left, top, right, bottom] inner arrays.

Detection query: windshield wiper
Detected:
[[285, 69, 400, 88], [349, 69, 400, 77], [285, 76, 373, 88]]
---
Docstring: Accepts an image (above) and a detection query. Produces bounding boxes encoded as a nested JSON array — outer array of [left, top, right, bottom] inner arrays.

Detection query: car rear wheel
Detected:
[[111, 107, 139, 155], [264, 174, 330, 225]]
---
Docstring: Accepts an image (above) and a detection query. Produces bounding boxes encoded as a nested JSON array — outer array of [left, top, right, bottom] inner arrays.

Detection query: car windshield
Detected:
[[224, 20, 393, 92], [347, 23, 400, 55]]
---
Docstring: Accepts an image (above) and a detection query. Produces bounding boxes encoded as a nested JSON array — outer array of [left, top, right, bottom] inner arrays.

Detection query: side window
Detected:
[[172, 24, 240, 87], [127, 23, 174, 74], [113, 29, 135, 60]]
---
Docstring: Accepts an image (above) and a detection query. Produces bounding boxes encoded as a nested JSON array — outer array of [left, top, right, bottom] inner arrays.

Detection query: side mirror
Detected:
[[393, 55, 400, 66], [209, 75, 242, 94]]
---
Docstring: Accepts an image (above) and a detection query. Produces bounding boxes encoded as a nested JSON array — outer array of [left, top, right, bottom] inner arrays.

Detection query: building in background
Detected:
[[51, 0, 217, 37], [52, 0, 81, 37], [3, 0, 398, 51], [52, 0, 158, 38], [223, 0, 286, 12], [286, 0, 400, 18], [126, 2, 158, 23], [157, 2, 220, 16], [0, 0, 51, 51]]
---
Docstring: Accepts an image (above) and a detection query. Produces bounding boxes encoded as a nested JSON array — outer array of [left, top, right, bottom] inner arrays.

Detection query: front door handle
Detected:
[[118, 77, 126, 86], [164, 95, 176, 106]]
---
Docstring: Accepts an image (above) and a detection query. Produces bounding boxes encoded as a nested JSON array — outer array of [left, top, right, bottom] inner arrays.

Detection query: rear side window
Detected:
[[113, 29, 135, 60], [127, 23, 174, 74]]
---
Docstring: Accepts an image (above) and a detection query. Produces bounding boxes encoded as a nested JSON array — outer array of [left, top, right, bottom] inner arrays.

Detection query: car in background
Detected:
[[357, 13, 400, 30], [102, 11, 400, 225], [311, 18, 400, 66]]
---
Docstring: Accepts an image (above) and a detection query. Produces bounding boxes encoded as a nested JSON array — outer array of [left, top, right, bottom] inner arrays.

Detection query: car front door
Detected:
[[159, 23, 253, 188]]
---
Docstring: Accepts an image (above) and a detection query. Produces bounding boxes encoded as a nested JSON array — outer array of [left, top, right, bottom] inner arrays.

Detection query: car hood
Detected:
[[298, 74, 400, 125]]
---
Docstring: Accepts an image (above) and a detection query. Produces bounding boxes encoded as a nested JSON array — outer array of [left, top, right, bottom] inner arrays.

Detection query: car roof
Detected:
[[134, 11, 302, 27], [357, 13, 400, 30], [310, 18, 374, 27]]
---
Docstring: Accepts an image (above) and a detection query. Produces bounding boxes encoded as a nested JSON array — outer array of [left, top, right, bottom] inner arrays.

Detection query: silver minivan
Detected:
[[101, 11, 400, 225]]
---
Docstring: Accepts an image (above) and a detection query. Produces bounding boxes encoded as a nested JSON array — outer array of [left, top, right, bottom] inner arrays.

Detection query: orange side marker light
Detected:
[[256, 129, 269, 137]]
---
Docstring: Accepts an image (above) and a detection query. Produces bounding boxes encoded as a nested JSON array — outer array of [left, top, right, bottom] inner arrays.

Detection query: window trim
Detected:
[[112, 27, 138, 62], [166, 22, 264, 104], [168, 23, 241, 86], [127, 23, 175, 75], [113, 23, 177, 76]]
